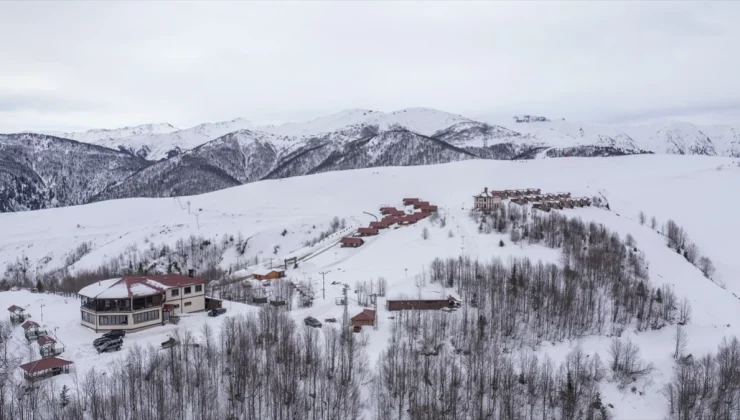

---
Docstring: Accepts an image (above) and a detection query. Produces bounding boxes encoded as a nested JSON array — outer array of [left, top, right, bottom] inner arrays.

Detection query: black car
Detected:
[[304, 316, 322, 328], [208, 308, 227, 317], [96, 337, 123, 353], [93, 330, 126, 347]]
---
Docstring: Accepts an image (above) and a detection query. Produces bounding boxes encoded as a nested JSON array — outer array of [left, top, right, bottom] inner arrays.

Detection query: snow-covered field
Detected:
[[1, 154, 739, 419]]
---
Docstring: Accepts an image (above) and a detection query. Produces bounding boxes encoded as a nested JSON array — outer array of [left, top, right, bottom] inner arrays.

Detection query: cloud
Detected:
[[1, 2, 739, 132]]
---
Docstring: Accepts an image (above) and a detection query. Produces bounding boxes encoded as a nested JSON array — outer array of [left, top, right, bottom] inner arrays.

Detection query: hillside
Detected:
[[1, 155, 739, 419], [6, 108, 740, 212]]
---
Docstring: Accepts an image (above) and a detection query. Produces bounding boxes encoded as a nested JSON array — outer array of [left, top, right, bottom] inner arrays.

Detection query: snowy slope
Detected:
[[1, 155, 740, 419]]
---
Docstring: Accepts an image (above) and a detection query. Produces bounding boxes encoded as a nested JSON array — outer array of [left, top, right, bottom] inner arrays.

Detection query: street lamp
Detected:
[[40, 304, 45, 322]]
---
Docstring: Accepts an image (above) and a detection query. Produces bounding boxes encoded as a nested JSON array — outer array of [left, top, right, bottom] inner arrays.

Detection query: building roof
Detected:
[[19, 357, 73, 374], [252, 267, 284, 276], [351, 309, 376, 322], [37, 336, 56, 346], [7, 304, 24, 313], [22, 320, 40, 330], [79, 275, 204, 298], [340, 237, 364, 244]]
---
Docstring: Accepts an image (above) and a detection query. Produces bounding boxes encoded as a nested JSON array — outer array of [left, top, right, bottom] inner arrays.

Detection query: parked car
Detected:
[[324, 317, 337, 323], [208, 308, 227, 317], [93, 330, 126, 347], [304, 316, 322, 328], [96, 337, 123, 353]]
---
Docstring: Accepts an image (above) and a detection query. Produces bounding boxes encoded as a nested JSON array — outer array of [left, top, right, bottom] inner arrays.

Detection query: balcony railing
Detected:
[[80, 303, 161, 313]]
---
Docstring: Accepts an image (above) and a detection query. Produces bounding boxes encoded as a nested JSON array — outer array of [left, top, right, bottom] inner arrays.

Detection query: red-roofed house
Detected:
[[369, 221, 389, 229], [357, 227, 379, 236], [420, 205, 438, 213], [78, 274, 206, 332], [350, 309, 376, 332], [340, 237, 364, 248], [403, 198, 420, 206], [19, 357, 73, 382]]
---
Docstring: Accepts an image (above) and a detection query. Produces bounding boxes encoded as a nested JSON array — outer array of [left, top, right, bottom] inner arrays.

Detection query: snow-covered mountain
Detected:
[[3, 107, 740, 213]]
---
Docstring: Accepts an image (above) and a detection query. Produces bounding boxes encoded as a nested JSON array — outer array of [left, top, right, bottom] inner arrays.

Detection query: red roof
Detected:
[[19, 357, 73, 374], [357, 227, 378, 234], [340, 237, 364, 245], [37, 336, 56, 346], [351, 309, 376, 322], [22, 320, 40, 330], [7, 305, 24, 313]]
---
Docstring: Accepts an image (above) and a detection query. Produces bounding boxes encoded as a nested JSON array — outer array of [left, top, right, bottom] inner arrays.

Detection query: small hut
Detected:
[[7, 305, 27, 324], [357, 227, 379, 236], [350, 309, 376, 332], [19, 357, 73, 382], [403, 198, 420, 206], [340, 237, 364, 248], [38, 336, 64, 358], [22, 320, 47, 342]]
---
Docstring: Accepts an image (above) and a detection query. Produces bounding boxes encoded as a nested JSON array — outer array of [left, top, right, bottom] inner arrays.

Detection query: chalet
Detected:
[[379, 207, 396, 215], [387, 208, 405, 217], [473, 187, 503, 211], [413, 201, 430, 209], [7, 304, 27, 324], [532, 202, 550, 212], [357, 227, 379, 236], [252, 268, 286, 280], [19, 357, 73, 382], [562, 200, 574, 209], [557, 192, 572, 199], [548, 201, 563, 210], [420, 204, 438, 213], [22, 320, 47, 342], [403, 198, 420, 206], [340, 237, 364, 248], [381, 216, 400, 225], [369, 221, 390, 229], [386, 296, 461, 311], [78, 274, 206, 332], [399, 215, 420, 225], [526, 188, 542, 195], [350, 309, 376, 332]]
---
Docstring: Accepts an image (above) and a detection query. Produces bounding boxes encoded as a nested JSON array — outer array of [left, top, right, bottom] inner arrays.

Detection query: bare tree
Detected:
[[698, 256, 715, 278], [638, 211, 646, 225], [673, 325, 688, 359], [650, 216, 657, 230], [422, 227, 430, 240]]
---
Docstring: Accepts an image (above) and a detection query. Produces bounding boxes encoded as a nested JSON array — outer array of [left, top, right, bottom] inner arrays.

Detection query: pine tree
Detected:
[[35, 279, 43, 292]]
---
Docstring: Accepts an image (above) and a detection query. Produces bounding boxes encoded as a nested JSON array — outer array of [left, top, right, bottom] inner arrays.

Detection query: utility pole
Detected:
[[187, 201, 191, 214], [341, 284, 349, 340], [371, 293, 379, 330], [195, 214, 200, 230], [319, 271, 331, 300], [40, 304, 45, 322]]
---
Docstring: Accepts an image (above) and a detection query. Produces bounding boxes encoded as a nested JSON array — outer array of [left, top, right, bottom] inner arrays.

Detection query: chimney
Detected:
[[188, 269, 194, 278], [484, 187, 488, 193]]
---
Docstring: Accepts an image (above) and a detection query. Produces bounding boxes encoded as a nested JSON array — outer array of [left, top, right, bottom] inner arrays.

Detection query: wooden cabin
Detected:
[[369, 221, 389, 230], [379, 207, 396, 215], [548, 201, 563, 210], [350, 309, 376, 332], [357, 227, 379, 236], [413, 201, 430, 209], [420, 205, 438, 213], [403, 198, 420, 206], [340, 237, 364, 248], [532, 202, 550, 212], [562, 200, 574, 209], [252, 268, 286, 281]]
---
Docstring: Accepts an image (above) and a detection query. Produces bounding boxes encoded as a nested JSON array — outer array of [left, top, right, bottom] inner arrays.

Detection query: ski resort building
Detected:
[[386, 295, 461, 311], [78, 275, 206, 332], [350, 309, 376, 332], [473, 188, 503, 211], [340, 237, 364, 247], [251, 268, 286, 280], [20, 357, 74, 382]]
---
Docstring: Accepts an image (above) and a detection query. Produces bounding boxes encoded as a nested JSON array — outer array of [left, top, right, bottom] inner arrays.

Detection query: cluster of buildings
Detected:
[[340, 197, 438, 248], [473, 187, 590, 213]]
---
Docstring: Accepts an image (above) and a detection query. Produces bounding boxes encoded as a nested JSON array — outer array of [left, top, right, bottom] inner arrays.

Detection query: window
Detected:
[[133, 310, 160, 324], [195, 285, 202, 292], [184, 286, 192, 294], [184, 302, 192, 307], [81, 311, 95, 324], [171, 289, 179, 297], [99, 315, 128, 326], [174, 304, 180, 309]]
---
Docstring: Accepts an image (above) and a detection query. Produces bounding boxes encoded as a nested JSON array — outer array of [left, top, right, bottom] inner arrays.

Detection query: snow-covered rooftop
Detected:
[[78, 275, 202, 299], [252, 268, 283, 276]]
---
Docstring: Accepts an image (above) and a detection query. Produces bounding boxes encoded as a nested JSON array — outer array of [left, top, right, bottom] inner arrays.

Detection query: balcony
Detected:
[[80, 296, 163, 313]]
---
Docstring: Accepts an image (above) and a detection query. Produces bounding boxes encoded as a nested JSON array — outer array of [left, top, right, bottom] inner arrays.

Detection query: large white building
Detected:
[[78, 275, 206, 332]]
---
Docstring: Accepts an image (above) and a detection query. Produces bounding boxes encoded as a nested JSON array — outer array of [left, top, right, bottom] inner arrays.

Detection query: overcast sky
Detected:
[[1, 1, 739, 132]]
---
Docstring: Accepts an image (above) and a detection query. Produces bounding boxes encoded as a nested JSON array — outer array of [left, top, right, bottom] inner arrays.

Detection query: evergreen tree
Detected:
[[60, 385, 70, 408]]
